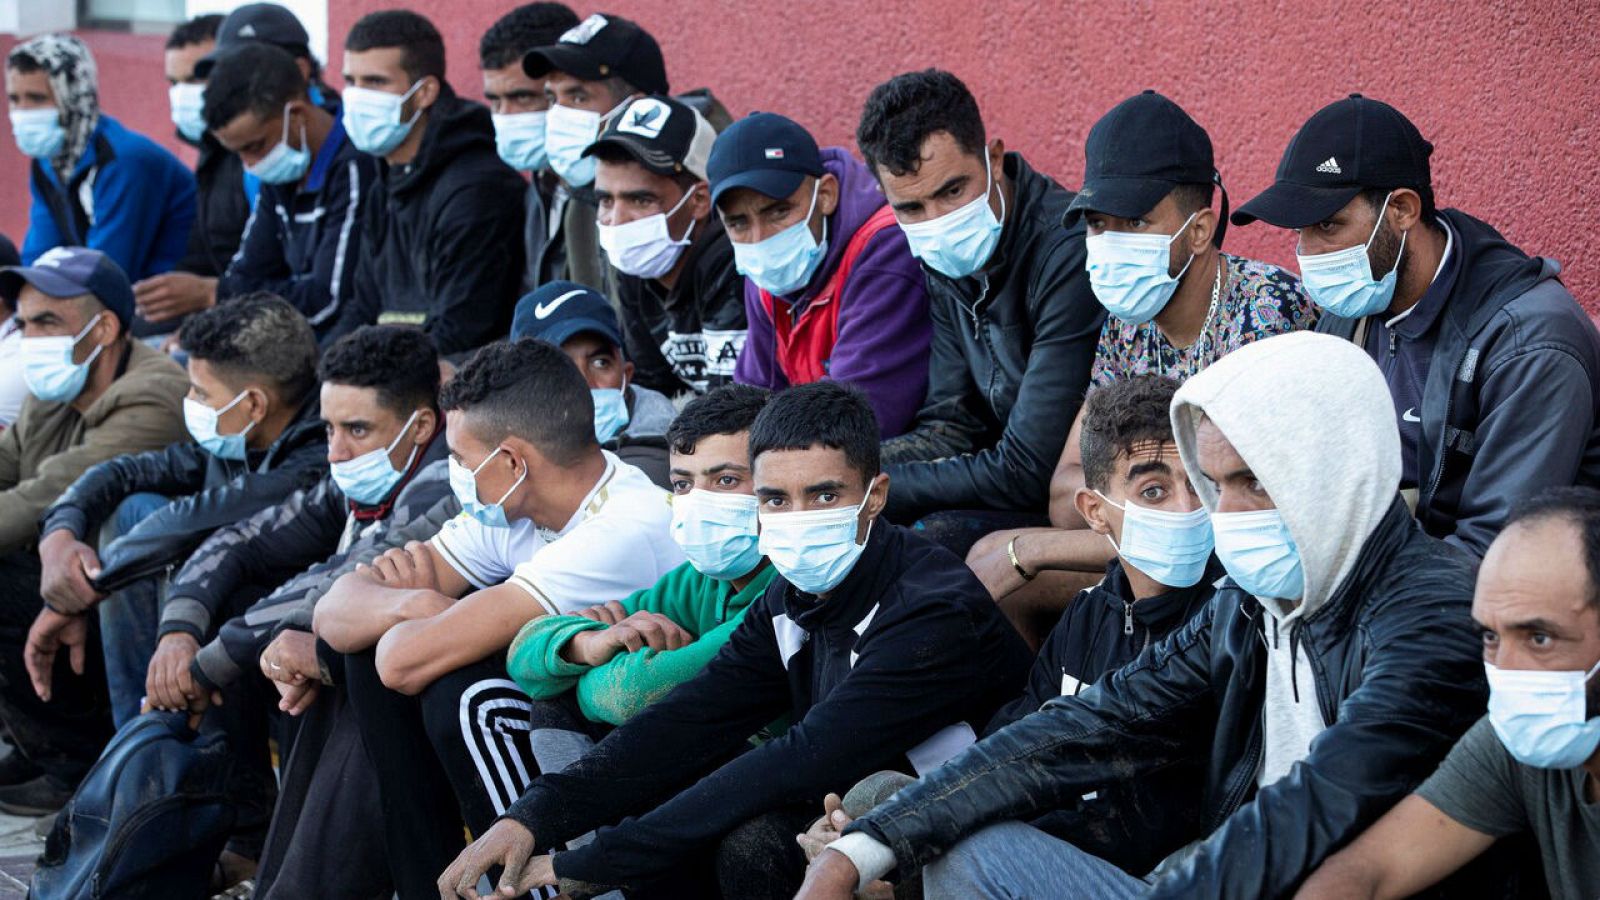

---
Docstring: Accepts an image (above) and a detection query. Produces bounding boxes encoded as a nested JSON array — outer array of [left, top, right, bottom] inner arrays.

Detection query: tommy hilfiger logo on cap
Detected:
[[764, 148, 785, 159], [1315, 157, 1343, 174]]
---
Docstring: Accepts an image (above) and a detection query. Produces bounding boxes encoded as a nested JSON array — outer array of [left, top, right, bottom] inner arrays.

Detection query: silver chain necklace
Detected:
[[1154, 255, 1227, 378]]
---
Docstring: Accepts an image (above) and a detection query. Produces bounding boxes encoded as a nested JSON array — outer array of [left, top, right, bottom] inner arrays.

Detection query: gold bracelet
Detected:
[[1007, 536, 1035, 581]]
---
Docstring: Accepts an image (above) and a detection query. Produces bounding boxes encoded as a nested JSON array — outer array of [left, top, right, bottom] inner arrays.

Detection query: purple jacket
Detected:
[[733, 148, 931, 438]]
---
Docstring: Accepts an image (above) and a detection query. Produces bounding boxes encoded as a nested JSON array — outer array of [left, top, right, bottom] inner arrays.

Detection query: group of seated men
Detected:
[[1, 1, 1598, 898]]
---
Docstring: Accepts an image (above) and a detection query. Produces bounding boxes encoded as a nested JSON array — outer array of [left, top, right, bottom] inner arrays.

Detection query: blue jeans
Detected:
[[923, 821, 1152, 899], [97, 492, 170, 727]]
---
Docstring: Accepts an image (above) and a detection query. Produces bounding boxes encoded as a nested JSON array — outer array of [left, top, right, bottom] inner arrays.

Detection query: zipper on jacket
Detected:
[[1422, 349, 1469, 506], [1123, 600, 1134, 636]]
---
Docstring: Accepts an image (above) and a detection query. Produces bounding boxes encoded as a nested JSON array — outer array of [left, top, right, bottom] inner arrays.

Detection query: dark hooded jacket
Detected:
[[175, 133, 250, 283]]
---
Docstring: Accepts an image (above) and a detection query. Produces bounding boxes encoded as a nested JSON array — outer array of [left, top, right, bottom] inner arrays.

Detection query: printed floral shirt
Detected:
[[1091, 253, 1318, 386]]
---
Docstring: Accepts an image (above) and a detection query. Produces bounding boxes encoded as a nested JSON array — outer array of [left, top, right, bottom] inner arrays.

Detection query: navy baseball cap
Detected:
[[1233, 94, 1434, 229], [511, 281, 625, 352], [0, 247, 134, 326], [1066, 91, 1220, 225], [584, 95, 716, 180], [707, 112, 825, 208], [194, 3, 312, 77], [522, 13, 669, 96]]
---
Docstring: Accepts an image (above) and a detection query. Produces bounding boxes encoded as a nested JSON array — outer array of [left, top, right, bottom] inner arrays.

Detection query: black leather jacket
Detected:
[[881, 152, 1104, 520], [40, 398, 328, 593], [849, 501, 1487, 898]]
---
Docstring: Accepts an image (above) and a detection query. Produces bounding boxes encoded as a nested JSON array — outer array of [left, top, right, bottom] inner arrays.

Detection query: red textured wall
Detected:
[[6, 2, 1599, 314]]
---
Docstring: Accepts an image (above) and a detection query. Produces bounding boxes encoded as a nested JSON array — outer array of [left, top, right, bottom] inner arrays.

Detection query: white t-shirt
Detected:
[[0, 320, 30, 428], [430, 451, 683, 615]]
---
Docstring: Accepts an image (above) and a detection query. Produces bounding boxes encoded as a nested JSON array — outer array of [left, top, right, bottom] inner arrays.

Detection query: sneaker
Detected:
[[0, 774, 74, 817], [0, 752, 41, 788]]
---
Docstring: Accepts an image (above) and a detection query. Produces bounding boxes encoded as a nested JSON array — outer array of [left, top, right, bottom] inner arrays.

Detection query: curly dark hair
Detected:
[[346, 9, 445, 83], [202, 42, 306, 131], [167, 13, 223, 50], [749, 381, 879, 486], [440, 339, 595, 466], [179, 292, 318, 403], [667, 384, 771, 456], [856, 69, 987, 178], [479, 3, 578, 70], [318, 325, 439, 418], [1079, 375, 1181, 492]]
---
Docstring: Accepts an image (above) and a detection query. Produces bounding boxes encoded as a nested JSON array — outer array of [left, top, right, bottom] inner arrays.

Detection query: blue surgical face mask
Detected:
[[1296, 191, 1408, 319], [592, 383, 630, 443], [246, 103, 313, 185], [731, 179, 830, 296], [1486, 659, 1600, 769], [448, 447, 526, 529], [673, 489, 763, 580], [10, 108, 65, 160], [1210, 507, 1304, 600], [330, 410, 420, 505], [21, 312, 105, 404], [342, 81, 424, 157], [758, 488, 875, 595], [493, 110, 548, 171], [899, 149, 1006, 279], [185, 390, 256, 461], [1084, 212, 1199, 325], [1095, 491, 1213, 589], [169, 82, 207, 143], [545, 98, 627, 187]]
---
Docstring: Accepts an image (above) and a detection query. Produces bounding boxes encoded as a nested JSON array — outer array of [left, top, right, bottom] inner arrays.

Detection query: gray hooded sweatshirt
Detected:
[[1171, 330, 1401, 787]]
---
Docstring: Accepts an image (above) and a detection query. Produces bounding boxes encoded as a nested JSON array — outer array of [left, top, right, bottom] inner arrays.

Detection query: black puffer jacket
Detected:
[[848, 501, 1487, 898], [175, 134, 250, 282], [39, 398, 328, 592], [880, 152, 1104, 520], [328, 88, 526, 357]]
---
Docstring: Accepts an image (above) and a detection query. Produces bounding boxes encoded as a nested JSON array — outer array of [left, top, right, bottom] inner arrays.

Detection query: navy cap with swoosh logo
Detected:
[[511, 280, 625, 354]]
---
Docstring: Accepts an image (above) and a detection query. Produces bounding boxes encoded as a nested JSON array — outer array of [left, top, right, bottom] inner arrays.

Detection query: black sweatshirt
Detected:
[[508, 522, 1031, 884]]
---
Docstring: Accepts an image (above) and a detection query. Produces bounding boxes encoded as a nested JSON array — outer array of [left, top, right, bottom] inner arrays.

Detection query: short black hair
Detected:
[[440, 339, 595, 466], [167, 13, 224, 50], [590, 143, 702, 192], [346, 9, 445, 83], [1505, 486, 1600, 612], [318, 325, 440, 419], [857, 69, 987, 178], [180, 292, 318, 404], [1361, 185, 1438, 227], [1079, 375, 1181, 492], [1169, 182, 1214, 218], [202, 42, 306, 131], [479, 2, 578, 70], [668, 384, 771, 456], [749, 381, 880, 485]]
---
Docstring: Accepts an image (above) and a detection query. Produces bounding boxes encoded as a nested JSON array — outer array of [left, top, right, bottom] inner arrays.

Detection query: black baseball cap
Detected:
[[0, 247, 134, 327], [511, 281, 625, 352], [584, 95, 716, 180], [522, 13, 669, 97], [194, 3, 312, 78], [707, 112, 826, 208], [1065, 91, 1218, 226], [1233, 94, 1434, 229]]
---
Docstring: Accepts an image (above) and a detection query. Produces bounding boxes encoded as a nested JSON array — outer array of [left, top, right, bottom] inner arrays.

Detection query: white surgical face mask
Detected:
[[672, 489, 763, 580], [493, 109, 548, 171], [10, 107, 65, 160], [330, 410, 421, 505], [1084, 212, 1198, 325], [1094, 490, 1213, 589], [545, 97, 628, 187], [21, 313, 104, 403], [169, 82, 207, 142], [1486, 658, 1600, 769], [1295, 191, 1407, 319], [731, 179, 830, 297], [245, 103, 312, 185], [597, 185, 696, 279], [342, 81, 424, 157], [758, 490, 875, 595], [899, 150, 1006, 278]]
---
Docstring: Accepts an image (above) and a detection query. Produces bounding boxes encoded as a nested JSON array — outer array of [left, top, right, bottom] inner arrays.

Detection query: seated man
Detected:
[[206, 42, 376, 335], [1299, 486, 1600, 900], [313, 337, 679, 898], [328, 10, 526, 356], [0, 247, 188, 813], [507, 383, 774, 767], [509, 281, 676, 487], [859, 70, 1103, 556], [439, 380, 1032, 900], [798, 332, 1487, 898], [589, 94, 744, 398], [1235, 94, 1600, 556], [966, 90, 1316, 645], [712, 112, 931, 438], [478, 3, 580, 290], [6, 36, 197, 342], [522, 12, 669, 294], [30, 295, 326, 744]]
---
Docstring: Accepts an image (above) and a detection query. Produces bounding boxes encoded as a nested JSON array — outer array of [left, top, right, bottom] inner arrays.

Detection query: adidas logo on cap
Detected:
[[1315, 157, 1342, 175]]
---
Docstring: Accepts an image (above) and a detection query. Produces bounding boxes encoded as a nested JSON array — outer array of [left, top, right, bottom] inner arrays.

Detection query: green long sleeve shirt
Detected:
[[507, 560, 777, 726]]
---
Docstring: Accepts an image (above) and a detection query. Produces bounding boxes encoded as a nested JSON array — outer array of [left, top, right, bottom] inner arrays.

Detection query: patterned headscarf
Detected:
[[7, 34, 100, 183]]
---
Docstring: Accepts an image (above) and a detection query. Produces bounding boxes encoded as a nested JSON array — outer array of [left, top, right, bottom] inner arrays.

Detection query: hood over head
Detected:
[[1171, 331, 1399, 617]]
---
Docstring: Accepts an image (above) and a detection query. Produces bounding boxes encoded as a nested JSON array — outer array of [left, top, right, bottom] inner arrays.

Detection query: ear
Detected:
[[411, 75, 442, 114], [88, 310, 117, 348], [1186, 207, 1219, 254], [1074, 487, 1112, 536], [816, 172, 841, 218], [243, 385, 272, 423], [987, 138, 1006, 171], [1388, 188, 1423, 232], [688, 180, 712, 222], [864, 472, 890, 520], [412, 408, 439, 447], [622, 359, 635, 383]]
